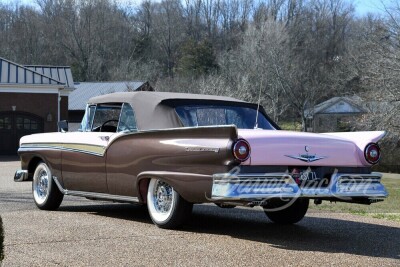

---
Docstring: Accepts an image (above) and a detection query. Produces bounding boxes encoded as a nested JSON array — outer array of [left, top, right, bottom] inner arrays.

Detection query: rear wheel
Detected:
[[32, 162, 64, 210], [263, 198, 309, 224], [147, 178, 192, 229]]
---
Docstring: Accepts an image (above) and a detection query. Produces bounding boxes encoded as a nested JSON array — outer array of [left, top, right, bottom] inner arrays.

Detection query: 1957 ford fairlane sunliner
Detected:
[[14, 91, 387, 228]]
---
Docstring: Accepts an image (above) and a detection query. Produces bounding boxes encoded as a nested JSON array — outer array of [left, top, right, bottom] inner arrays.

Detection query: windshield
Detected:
[[175, 105, 275, 130], [79, 105, 96, 132], [79, 103, 137, 133]]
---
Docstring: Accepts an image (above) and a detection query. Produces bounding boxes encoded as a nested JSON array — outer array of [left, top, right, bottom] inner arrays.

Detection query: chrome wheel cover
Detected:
[[153, 181, 173, 213], [33, 164, 50, 205], [147, 179, 175, 223]]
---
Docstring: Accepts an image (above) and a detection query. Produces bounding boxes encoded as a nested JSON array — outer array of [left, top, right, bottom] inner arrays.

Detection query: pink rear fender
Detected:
[[322, 131, 386, 166], [322, 131, 386, 149]]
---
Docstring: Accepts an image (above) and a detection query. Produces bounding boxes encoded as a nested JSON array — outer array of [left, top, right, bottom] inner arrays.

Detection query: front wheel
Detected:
[[147, 179, 192, 229], [32, 162, 64, 210], [263, 198, 309, 224]]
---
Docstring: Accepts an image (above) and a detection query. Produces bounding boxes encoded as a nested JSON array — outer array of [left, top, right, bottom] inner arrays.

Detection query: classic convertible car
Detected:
[[14, 91, 387, 228]]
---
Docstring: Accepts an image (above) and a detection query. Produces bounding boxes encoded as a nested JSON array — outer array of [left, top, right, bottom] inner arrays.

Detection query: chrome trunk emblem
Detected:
[[285, 146, 327, 162]]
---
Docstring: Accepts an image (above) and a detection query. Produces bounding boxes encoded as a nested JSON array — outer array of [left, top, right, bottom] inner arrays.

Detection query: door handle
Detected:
[[99, 136, 109, 141]]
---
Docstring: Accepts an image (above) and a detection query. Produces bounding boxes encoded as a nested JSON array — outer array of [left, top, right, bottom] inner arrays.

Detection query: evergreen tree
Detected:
[[178, 39, 218, 77]]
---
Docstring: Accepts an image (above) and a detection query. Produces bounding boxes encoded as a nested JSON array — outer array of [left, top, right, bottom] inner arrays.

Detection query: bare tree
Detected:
[[222, 19, 291, 122], [343, 1, 400, 169], [0, 0, 397, 149], [150, 0, 185, 78]]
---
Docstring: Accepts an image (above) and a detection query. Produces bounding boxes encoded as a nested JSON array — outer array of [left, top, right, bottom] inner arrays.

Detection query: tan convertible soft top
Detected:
[[88, 91, 246, 130]]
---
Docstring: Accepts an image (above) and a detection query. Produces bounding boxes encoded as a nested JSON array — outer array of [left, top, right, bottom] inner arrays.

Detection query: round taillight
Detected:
[[364, 143, 380, 164], [233, 139, 251, 162]]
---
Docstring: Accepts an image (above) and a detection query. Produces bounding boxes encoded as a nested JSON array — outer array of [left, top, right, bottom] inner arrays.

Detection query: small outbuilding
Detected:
[[304, 96, 367, 133], [0, 57, 74, 155]]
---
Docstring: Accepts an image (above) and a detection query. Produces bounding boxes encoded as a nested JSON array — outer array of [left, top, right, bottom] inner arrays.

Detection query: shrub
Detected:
[[0, 215, 4, 262]]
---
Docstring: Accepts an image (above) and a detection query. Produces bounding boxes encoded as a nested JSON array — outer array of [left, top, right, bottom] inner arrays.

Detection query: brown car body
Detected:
[[14, 91, 387, 228], [17, 92, 252, 204]]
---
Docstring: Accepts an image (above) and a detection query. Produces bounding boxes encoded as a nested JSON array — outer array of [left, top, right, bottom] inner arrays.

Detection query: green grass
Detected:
[[279, 121, 302, 131], [311, 173, 400, 222]]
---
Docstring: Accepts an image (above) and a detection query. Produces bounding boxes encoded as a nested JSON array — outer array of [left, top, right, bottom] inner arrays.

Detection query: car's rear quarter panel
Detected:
[[106, 126, 238, 202]]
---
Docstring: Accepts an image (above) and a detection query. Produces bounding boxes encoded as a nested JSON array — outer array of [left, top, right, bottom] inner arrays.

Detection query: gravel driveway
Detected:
[[1, 158, 399, 266]]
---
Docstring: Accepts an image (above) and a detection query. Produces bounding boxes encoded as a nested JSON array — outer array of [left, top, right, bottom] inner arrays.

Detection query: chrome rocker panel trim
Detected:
[[211, 172, 388, 201], [52, 176, 140, 204], [14, 170, 29, 182]]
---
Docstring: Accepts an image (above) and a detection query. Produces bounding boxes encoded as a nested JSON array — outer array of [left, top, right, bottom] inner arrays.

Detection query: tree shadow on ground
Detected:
[[58, 200, 151, 224], [187, 205, 400, 260], [56, 202, 400, 260]]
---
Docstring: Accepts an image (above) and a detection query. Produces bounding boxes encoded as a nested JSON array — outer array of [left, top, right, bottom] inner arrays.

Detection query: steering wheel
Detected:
[[100, 119, 119, 132]]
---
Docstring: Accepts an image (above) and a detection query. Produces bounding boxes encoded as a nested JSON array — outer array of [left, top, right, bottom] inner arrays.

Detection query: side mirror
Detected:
[[58, 120, 69, 133]]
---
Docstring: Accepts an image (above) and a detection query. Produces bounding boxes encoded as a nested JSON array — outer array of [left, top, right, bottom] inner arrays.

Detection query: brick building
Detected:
[[0, 57, 74, 155]]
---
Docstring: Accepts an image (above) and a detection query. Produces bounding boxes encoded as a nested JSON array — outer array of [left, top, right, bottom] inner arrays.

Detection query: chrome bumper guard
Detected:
[[14, 170, 29, 182], [211, 172, 388, 201]]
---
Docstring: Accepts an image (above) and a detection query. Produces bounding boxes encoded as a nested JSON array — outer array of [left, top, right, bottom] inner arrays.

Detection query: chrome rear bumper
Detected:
[[14, 170, 29, 182], [211, 172, 388, 201]]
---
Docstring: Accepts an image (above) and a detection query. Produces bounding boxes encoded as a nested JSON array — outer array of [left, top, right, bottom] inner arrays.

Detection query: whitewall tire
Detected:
[[147, 178, 192, 229], [32, 162, 64, 210]]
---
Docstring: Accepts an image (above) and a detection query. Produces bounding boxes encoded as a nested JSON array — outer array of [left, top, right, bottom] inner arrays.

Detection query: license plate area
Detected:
[[290, 167, 330, 187]]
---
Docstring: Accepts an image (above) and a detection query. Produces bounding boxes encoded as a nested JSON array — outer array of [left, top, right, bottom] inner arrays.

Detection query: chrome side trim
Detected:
[[19, 143, 105, 157], [52, 176, 140, 203], [14, 170, 29, 182], [138, 124, 238, 134]]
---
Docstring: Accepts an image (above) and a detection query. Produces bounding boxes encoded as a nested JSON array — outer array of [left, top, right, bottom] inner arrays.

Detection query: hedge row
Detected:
[[0, 215, 4, 262]]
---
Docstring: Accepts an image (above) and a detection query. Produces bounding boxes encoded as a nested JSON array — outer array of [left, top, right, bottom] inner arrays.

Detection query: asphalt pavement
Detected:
[[1, 157, 399, 266]]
